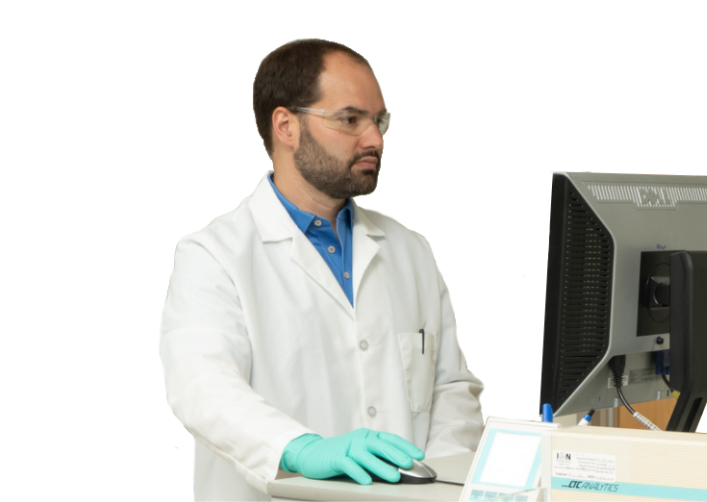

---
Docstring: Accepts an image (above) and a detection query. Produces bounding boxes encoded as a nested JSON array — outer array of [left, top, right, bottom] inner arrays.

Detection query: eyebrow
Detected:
[[339, 105, 388, 115]]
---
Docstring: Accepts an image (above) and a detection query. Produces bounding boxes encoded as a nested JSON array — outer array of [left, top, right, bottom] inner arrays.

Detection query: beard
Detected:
[[293, 122, 381, 199]]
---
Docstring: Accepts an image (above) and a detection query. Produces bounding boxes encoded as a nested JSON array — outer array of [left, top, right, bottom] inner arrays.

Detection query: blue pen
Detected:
[[578, 409, 595, 426], [542, 403, 554, 423]]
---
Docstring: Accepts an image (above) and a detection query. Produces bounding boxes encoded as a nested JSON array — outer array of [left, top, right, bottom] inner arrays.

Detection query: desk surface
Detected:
[[267, 452, 474, 501]]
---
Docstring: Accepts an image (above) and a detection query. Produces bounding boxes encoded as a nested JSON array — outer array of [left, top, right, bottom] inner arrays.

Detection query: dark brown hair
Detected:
[[253, 39, 370, 157]]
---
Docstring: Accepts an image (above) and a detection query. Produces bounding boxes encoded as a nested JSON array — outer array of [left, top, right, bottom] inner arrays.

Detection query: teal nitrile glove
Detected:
[[280, 428, 425, 485]]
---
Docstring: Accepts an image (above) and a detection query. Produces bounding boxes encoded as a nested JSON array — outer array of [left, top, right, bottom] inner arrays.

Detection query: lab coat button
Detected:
[[327, 246, 336, 253], [359, 340, 369, 351], [368, 406, 377, 417], [314, 219, 322, 226]]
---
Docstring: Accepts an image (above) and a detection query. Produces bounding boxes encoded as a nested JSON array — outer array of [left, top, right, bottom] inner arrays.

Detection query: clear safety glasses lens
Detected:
[[323, 112, 391, 136]]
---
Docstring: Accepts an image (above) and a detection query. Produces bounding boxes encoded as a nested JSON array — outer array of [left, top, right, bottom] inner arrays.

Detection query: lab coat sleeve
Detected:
[[425, 264, 485, 459], [160, 237, 314, 494]]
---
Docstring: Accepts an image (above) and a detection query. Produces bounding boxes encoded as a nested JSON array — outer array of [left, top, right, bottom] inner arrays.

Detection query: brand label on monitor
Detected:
[[629, 368, 663, 385], [552, 451, 616, 482], [585, 183, 707, 209]]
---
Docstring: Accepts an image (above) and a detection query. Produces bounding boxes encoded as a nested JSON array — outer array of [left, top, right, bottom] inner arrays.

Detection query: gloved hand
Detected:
[[280, 428, 425, 484]]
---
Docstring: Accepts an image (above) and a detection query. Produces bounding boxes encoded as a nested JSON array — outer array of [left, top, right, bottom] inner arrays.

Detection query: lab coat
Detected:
[[160, 173, 484, 501]]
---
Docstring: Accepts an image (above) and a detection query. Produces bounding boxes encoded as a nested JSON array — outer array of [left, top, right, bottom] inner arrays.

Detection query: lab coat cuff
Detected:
[[280, 433, 323, 472]]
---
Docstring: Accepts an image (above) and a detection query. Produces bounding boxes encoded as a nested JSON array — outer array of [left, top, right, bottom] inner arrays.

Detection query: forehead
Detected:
[[315, 51, 385, 112]]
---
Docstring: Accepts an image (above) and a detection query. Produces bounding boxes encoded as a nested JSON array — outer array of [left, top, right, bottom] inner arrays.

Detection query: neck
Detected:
[[271, 167, 346, 228]]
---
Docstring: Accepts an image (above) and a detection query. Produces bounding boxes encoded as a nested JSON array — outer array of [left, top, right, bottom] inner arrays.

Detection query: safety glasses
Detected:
[[290, 107, 390, 136]]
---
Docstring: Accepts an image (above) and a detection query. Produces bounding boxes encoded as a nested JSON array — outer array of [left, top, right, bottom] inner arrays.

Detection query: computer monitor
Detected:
[[539, 172, 707, 432]]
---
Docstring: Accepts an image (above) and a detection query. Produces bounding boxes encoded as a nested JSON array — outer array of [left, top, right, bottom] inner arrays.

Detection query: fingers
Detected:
[[366, 432, 425, 462], [336, 456, 373, 485], [365, 437, 413, 469], [299, 429, 424, 485], [350, 449, 401, 483]]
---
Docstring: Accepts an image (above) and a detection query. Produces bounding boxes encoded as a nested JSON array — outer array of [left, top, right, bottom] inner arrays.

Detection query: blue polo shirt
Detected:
[[268, 174, 354, 306]]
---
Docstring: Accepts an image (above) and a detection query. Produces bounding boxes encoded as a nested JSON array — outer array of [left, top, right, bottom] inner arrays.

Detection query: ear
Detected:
[[271, 106, 299, 151]]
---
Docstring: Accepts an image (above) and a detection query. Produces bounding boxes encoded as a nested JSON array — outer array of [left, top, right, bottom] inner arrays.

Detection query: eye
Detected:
[[339, 114, 359, 125]]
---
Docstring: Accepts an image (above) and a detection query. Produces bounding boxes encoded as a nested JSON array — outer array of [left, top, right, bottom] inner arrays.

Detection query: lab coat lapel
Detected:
[[249, 173, 354, 317], [289, 231, 353, 316], [249, 174, 295, 243], [351, 203, 385, 306]]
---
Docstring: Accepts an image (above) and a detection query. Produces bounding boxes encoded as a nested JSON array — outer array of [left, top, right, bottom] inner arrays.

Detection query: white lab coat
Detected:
[[160, 173, 484, 501]]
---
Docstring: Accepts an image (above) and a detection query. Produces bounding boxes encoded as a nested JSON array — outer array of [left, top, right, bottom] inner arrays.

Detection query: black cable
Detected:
[[662, 374, 673, 393], [608, 355, 661, 431], [434, 479, 464, 486], [616, 386, 636, 415], [609, 356, 636, 413]]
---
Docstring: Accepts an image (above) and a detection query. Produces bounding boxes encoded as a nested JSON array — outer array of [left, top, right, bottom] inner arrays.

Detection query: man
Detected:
[[160, 39, 483, 501]]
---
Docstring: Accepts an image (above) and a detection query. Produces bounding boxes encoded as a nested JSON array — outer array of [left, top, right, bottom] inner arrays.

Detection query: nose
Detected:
[[359, 120, 384, 153]]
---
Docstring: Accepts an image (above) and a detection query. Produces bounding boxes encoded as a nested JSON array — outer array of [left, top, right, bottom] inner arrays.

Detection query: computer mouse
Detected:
[[371, 458, 437, 484]]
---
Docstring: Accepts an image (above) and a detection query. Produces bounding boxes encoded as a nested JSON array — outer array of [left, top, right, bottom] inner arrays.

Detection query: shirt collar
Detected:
[[268, 173, 353, 234]]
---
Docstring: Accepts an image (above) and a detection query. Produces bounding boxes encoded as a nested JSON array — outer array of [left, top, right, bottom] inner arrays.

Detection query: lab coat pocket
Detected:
[[398, 332, 438, 413]]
